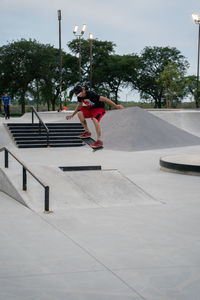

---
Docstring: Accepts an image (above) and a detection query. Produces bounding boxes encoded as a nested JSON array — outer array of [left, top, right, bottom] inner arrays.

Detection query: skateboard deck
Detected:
[[80, 137, 103, 151]]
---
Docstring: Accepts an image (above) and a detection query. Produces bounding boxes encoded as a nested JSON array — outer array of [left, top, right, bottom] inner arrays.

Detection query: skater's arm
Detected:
[[66, 102, 82, 120], [99, 96, 124, 109]]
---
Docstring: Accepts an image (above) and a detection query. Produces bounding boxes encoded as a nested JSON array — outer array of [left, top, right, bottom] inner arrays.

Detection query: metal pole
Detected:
[[32, 109, 34, 124], [196, 23, 200, 108], [47, 131, 49, 147], [44, 186, 49, 212], [5, 149, 8, 168], [39, 121, 41, 134], [89, 38, 93, 88], [23, 167, 27, 191], [58, 10, 62, 111], [79, 36, 82, 83]]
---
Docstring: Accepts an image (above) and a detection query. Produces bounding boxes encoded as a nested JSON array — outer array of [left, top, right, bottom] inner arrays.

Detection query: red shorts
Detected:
[[80, 106, 105, 122]]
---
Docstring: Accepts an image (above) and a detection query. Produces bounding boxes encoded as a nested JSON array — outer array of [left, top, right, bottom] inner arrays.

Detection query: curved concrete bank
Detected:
[[149, 109, 200, 138], [100, 107, 200, 151], [160, 154, 200, 175]]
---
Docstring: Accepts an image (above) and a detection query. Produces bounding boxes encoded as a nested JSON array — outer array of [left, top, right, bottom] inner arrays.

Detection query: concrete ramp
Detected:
[[95, 107, 200, 152], [0, 161, 158, 211], [0, 168, 27, 207], [24, 165, 158, 210], [149, 110, 200, 138], [0, 123, 14, 148], [62, 169, 157, 208], [35, 166, 158, 210]]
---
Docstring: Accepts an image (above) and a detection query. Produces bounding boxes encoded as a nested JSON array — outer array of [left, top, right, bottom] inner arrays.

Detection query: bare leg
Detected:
[[92, 118, 102, 140], [78, 111, 90, 132]]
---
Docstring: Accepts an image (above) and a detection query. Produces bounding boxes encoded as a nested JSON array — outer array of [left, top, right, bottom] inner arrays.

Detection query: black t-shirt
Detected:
[[78, 91, 105, 108]]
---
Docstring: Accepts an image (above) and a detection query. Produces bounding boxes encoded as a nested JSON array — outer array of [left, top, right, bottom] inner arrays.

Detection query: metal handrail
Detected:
[[31, 106, 50, 146], [0, 147, 50, 212]]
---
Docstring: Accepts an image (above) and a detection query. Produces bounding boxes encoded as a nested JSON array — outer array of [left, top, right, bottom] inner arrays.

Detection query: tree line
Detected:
[[0, 38, 197, 114]]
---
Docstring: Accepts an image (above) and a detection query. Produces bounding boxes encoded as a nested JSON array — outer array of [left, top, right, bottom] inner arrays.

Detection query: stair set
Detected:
[[6, 123, 84, 148]]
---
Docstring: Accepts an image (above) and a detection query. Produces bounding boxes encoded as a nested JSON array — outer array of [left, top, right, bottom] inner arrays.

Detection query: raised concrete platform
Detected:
[[160, 153, 200, 175]]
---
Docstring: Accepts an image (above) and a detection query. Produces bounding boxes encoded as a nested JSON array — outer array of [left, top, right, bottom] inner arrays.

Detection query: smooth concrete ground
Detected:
[[0, 110, 200, 300]]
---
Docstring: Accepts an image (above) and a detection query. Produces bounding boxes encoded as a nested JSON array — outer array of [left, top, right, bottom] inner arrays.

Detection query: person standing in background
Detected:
[[2, 92, 11, 119]]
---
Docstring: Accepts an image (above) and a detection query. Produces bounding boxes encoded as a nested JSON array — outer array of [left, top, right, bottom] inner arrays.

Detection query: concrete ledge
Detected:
[[160, 154, 200, 175], [59, 165, 102, 171]]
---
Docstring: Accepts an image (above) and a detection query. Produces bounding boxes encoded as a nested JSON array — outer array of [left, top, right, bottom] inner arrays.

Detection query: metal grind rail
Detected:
[[0, 147, 50, 212], [31, 106, 50, 146]]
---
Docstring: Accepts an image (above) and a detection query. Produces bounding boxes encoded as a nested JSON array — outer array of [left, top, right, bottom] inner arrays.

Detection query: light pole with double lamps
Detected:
[[58, 10, 62, 111], [73, 24, 86, 83], [89, 33, 93, 89], [192, 13, 200, 108]]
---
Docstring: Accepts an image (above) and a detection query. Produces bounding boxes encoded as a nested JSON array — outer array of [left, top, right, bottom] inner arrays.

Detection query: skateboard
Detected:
[[80, 137, 103, 151]]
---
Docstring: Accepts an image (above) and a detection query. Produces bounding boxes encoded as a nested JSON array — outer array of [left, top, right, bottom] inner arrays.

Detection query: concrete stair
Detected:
[[7, 123, 84, 148]]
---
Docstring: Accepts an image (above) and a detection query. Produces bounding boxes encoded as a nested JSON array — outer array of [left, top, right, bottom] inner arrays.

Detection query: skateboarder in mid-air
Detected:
[[66, 85, 124, 149]]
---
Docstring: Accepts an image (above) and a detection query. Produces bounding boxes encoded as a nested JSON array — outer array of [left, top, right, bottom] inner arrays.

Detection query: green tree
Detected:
[[157, 62, 187, 107], [130, 46, 189, 108], [98, 54, 140, 103], [185, 75, 199, 105], [38, 48, 78, 111], [0, 39, 48, 114], [0, 39, 79, 113]]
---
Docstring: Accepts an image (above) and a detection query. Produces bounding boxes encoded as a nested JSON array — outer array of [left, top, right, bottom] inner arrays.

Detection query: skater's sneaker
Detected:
[[78, 131, 91, 139], [91, 140, 103, 148]]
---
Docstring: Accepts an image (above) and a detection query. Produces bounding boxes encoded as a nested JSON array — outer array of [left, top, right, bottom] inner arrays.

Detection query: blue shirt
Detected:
[[2, 95, 11, 106]]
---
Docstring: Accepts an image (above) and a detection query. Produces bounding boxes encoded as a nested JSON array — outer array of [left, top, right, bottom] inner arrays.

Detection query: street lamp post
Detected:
[[89, 33, 93, 89], [58, 10, 62, 111], [73, 24, 86, 83], [192, 13, 200, 108]]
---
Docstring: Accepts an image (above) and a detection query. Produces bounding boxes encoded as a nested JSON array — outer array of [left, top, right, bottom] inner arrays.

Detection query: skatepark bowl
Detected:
[[0, 108, 200, 300]]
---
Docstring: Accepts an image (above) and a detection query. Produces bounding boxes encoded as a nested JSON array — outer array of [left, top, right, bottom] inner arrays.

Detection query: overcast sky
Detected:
[[0, 0, 199, 99]]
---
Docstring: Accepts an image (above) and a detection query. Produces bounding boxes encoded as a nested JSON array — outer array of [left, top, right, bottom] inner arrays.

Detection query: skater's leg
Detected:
[[78, 111, 90, 132], [92, 117, 102, 141]]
